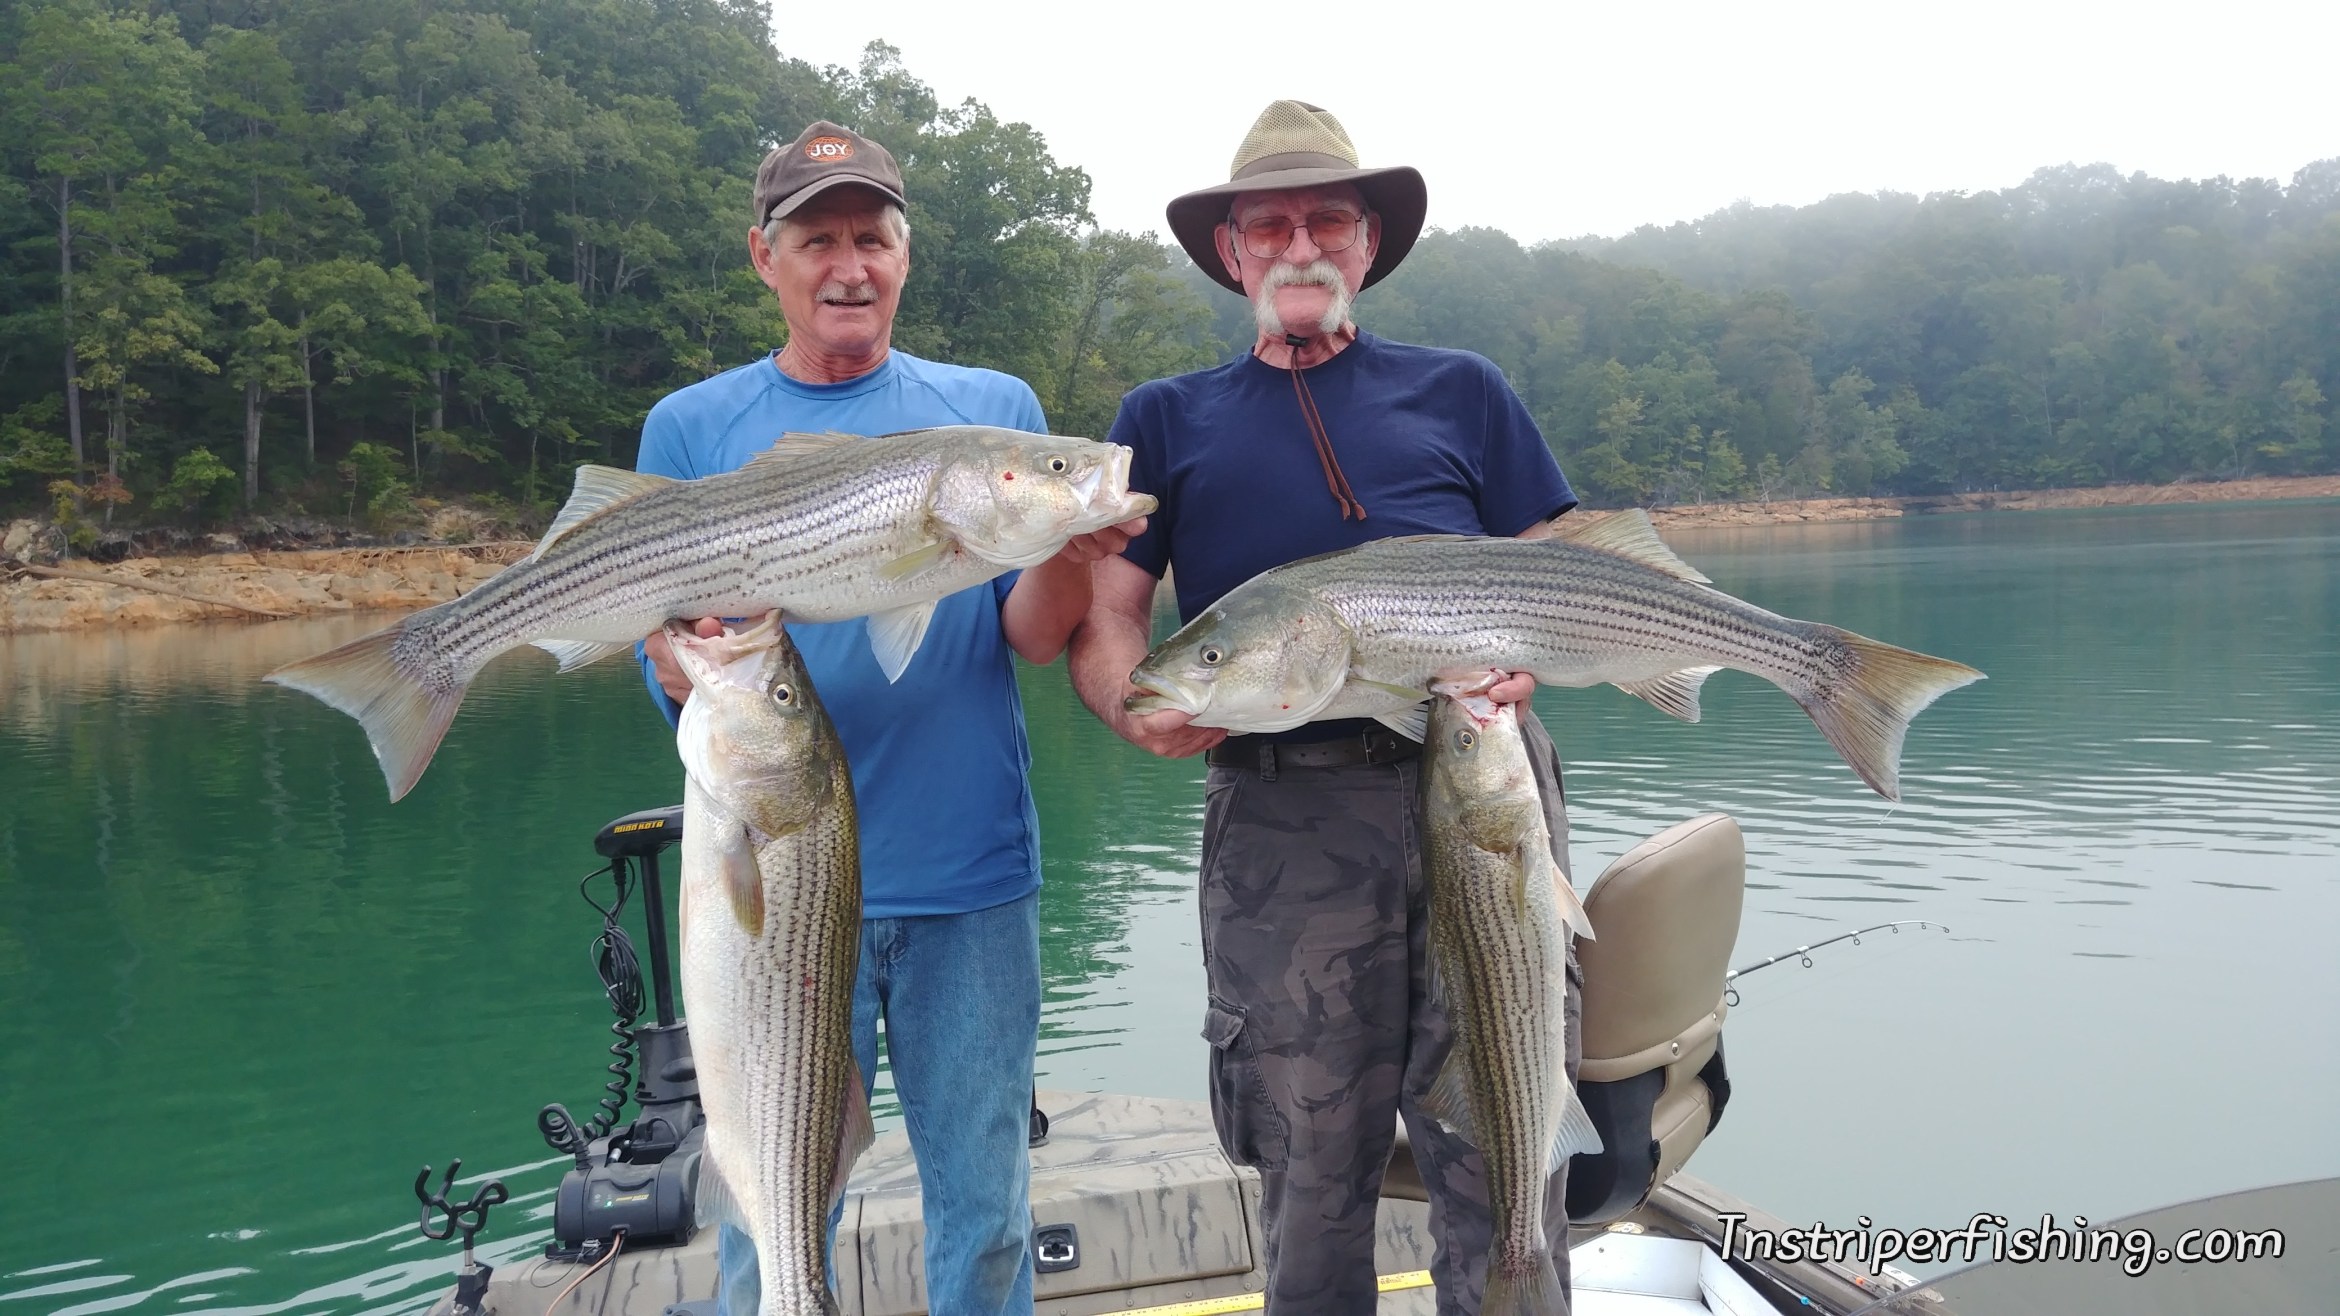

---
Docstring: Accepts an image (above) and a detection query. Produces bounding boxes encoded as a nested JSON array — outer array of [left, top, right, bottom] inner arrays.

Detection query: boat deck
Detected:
[[475, 1090, 1907, 1316]]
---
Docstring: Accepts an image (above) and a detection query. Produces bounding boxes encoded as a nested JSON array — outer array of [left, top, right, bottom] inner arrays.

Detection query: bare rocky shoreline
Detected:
[[1, 541, 532, 634], [5, 473, 2336, 635]]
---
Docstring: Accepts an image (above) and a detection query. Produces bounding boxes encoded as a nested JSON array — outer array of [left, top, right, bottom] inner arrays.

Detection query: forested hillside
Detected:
[[0, 0, 1214, 544], [4, 0, 2333, 546], [1361, 165, 2340, 504]]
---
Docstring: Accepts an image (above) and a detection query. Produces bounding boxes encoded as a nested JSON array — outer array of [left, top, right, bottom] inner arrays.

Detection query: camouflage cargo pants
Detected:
[[1198, 711, 1582, 1316]]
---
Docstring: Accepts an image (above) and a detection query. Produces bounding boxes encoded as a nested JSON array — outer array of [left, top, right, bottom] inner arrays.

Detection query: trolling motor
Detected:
[[532, 805, 707, 1259]]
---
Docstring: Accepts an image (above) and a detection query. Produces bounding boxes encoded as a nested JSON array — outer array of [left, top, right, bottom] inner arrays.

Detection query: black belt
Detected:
[[1206, 728, 1421, 779]]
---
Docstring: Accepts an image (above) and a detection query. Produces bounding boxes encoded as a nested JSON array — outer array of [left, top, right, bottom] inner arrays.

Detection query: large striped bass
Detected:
[[1126, 510, 1983, 800], [671, 613, 866, 1316], [266, 426, 1151, 800], [1420, 682, 1599, 1316]]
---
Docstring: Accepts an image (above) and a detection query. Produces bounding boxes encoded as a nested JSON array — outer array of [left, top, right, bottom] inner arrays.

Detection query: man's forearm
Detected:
[[1068, 601, 1152, 739], [1002, 554, 1091, 665]]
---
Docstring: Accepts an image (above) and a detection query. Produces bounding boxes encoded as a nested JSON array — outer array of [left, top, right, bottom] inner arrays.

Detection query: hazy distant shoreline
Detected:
[[1645, 473, 2340, 529], [5, 473, 2336, 634]]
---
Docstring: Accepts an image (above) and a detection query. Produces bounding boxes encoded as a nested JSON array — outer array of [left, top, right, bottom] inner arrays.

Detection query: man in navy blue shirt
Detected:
[[640, 120, 1142, 1316], [1069, 102, 1585, 1315]]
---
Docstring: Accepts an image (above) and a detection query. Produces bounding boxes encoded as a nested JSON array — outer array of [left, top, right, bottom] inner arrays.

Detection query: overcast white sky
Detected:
[[768, 0, 2339, 246]]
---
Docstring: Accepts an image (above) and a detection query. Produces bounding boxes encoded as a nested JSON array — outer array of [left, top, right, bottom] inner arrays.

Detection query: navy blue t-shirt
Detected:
[[1111, 332, 1578, 740]]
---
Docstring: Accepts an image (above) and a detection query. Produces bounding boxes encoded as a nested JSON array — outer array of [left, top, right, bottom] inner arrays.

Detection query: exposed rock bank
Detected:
[[2, 540, 531, 634]]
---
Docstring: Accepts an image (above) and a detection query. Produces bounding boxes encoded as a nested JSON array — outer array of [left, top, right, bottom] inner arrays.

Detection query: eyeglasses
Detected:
[[1232, 209, 1366, 259]]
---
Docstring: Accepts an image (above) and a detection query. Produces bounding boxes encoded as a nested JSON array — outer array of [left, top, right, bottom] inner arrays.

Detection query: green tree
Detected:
[[1, 2, 202, 477]]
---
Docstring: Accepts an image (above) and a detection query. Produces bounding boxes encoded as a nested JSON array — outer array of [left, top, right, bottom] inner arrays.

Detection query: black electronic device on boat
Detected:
[[532, 804, 707, 1258]]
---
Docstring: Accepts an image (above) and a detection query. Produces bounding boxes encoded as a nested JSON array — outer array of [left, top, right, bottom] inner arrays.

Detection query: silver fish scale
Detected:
[[682, 755, 862, 1316], [1426, 774, 1569, 1281], [421, 448, 991, 675], [1289, 539, 1833, 691]]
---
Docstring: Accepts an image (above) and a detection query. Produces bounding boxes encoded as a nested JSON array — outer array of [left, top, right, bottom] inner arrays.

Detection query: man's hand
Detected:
[[644, 616, 724, 706], [1117, 700, 1228, 760], [1054, 514, 1147, 565], [1485, 670, 1537, 705]]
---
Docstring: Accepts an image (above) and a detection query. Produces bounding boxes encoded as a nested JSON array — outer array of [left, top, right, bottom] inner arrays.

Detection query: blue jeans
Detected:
[[716, 890, 1041, 1316]]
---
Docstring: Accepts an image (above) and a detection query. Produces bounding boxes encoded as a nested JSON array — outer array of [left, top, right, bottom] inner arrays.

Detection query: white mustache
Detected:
[[1253, 260, 1354, 338]]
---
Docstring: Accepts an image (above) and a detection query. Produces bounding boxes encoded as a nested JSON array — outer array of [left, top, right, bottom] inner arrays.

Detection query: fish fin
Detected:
[[866, 600, 937, 683], [1552, 1082, 1604, 1168], [1356, 678, 1426, 703], [1795, 628, 1986, 801], [877, 539, 952, 581], [694, 1153, 744, 1232], [1611, 664, 1722, 722], [532, 465, 670, 561], [748, 431, 863, 466], [532, 638, 638, 673], [1418, 1039, 1481, 1146], [1373, 703, 1430, 743], [1482, 1251, 1566, 1316], [264, 613, 463, 803], [1528, 844, 1595, 942], [1553, 508, 1713, 584], [828, 1062, 876, 1209], [716, 822, 764, 937]]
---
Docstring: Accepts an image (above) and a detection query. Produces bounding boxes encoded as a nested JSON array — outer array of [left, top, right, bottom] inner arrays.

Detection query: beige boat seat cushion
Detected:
[[1570, 811, 1745, 1219], [1578, 812, 1744, 1078]]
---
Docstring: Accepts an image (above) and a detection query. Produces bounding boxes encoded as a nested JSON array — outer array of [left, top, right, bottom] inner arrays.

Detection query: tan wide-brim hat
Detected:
[[1166, 100, 1427, 294]]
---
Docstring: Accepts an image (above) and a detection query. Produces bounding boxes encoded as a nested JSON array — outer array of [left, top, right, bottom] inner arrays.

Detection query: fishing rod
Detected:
[[1724, 920, 1948, 1007]]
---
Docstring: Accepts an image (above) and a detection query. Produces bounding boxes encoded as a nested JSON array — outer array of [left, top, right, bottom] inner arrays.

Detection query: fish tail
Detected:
[[1482, 1249, 1568, 1316], [262, 606, 467, 802], [1796, 627, 1985, 801]]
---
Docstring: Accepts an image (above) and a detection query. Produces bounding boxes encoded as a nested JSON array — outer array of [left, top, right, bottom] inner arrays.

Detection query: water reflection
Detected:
[[2, 499, 2336, 1310]]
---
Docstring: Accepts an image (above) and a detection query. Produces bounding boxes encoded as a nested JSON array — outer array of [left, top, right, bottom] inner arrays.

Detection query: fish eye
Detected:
[[1199, 645, 1224, 666], [1046, 455, 1069, 474], [772, 684, 795, 707], [1454, 728, 1476, 750]]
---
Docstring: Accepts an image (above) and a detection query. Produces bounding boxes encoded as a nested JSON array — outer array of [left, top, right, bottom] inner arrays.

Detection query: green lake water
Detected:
[[3, 500, 2336, 1310]]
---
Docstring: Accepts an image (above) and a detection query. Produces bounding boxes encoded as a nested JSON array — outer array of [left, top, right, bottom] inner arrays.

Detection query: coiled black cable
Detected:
[[580, 859, 645, 1139]]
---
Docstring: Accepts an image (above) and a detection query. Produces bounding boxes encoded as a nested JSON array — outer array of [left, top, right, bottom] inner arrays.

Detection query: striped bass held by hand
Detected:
[[669, 613, 868, 1316], [1420, 681, 1600, 1316], [1126, 509, 1984, 801], [264, 425, 1153, 800]]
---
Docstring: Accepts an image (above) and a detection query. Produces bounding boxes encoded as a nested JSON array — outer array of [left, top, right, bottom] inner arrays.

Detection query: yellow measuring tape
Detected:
[[1109, 1271, 1434, 1316]]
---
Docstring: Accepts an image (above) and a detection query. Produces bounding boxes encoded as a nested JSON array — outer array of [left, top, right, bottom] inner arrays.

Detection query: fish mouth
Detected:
[[1430, 670, 1512, 726], [1075, 446, 1153, 527], [1124, 670, 1203, 718], [667, 612, 784, 695], [1070, 454, 1107, 505]]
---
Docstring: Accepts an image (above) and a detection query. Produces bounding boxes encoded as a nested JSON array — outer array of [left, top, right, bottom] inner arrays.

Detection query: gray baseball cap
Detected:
[[754, 120, 908, 226]]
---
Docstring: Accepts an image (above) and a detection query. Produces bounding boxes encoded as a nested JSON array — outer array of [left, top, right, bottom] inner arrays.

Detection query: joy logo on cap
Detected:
[[805, 136, 856, 163]]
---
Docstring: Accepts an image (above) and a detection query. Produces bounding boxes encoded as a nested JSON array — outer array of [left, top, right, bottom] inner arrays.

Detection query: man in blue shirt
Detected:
[[638, 120, 1142, 1316], [1068, 102, 1585, 1315]]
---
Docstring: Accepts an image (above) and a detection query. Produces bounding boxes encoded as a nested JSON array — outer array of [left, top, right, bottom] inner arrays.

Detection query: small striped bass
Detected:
[[266, 426, 1151, 800], [1126, 510, 1983, 800], [1420, 683, 1599, 1316], [672, 613, 866, 1316]]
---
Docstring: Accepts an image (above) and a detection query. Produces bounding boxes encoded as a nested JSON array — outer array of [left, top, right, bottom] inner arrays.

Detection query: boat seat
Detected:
[[1382, 814, 1744, 1225], [1566, 812, 1744, 1222]]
